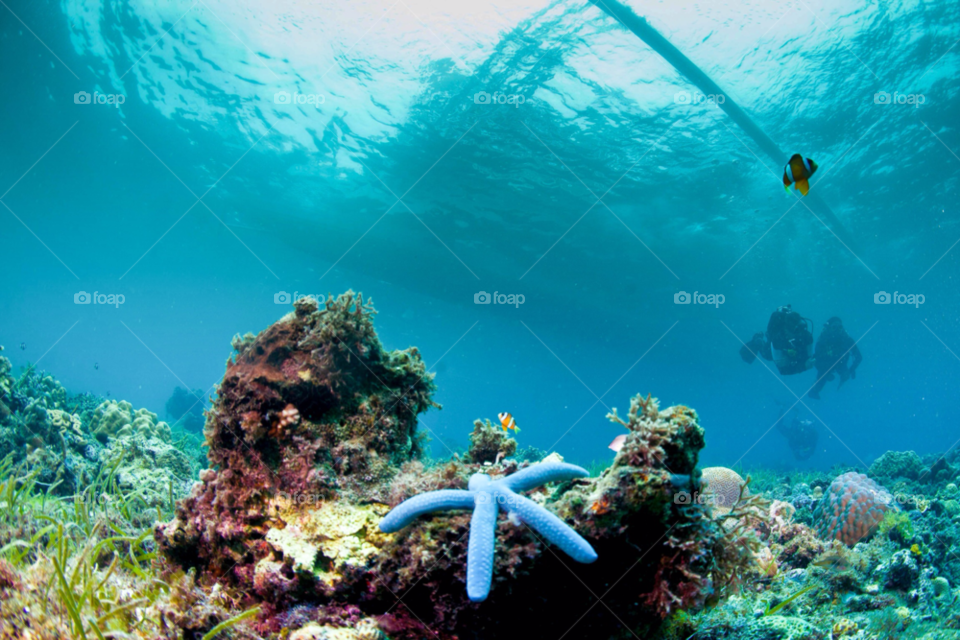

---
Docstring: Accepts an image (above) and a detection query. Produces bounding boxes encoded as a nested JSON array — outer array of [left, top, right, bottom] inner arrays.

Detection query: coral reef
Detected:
[[4, 291, 960, 640], [156, 292, 438, 585], [154, 296, 720, 639], [90, 400, 195, 508], [0, 354, 196, 503], [364, 392, 718, 637], [813, 472, 895, 546]]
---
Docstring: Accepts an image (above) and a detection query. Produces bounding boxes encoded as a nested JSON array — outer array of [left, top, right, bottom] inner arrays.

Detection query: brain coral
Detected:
[[813, 472, 895, 546], [701, 467, 747, 515]]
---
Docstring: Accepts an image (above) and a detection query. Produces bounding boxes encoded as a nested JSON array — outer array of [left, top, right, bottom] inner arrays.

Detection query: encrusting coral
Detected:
[[379, 461, 598, 601]]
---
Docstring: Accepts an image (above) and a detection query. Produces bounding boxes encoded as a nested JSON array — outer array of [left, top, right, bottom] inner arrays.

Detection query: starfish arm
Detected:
[[498, 487, 597, 564], [379, 490, 474, 533], [466, 489, 499, 602], [500, 462, 590, 493]]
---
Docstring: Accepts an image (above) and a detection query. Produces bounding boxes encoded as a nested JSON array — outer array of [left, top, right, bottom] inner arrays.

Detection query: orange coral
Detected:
[[278, 404, 300, 430], [589, 496, 612, 515]]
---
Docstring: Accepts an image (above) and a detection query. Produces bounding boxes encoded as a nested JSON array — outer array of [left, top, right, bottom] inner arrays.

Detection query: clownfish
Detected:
[[782, 154, 818, 196], [497, 412, 521, 434]]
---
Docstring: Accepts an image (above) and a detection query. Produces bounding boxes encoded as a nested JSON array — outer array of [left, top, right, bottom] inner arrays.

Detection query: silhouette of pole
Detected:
[[588, 0, 857, 250]]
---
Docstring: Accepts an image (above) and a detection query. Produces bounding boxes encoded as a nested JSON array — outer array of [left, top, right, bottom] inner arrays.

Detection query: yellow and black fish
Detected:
[[782, 154, 818, 196], [498, 412, 521, 435]]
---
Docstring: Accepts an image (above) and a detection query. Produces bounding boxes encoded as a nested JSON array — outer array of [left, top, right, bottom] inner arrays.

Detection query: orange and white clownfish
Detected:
[[782, 154, 818, 196], [497, 412, 521, 434]]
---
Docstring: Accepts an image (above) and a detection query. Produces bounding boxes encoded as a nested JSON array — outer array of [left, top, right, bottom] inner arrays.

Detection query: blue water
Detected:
[[1, 0, 958, 472]]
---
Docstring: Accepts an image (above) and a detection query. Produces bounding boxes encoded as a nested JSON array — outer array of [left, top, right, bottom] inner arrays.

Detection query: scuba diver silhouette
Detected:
[[808, 317, 862, 400], [740, 305, 815, 376], [772, 399, 819, 460]]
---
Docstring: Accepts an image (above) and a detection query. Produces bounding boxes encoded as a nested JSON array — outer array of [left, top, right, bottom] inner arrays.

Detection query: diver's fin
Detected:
[[796, 179, 810, 196]]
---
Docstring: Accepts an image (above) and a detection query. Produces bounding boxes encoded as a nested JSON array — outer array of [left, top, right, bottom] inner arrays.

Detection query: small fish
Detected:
[[812, 549, 852, 572], [106, 390, 111, 396], [608, 434, 627, 452], [20, 342, 26, 350], [497, 412, 520, 435], [782, 154, 818, 196], [94, 362, 99, 370]]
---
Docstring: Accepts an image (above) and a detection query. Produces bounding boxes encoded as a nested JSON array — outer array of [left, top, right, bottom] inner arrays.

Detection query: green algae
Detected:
[[879, 510, 915, 542]]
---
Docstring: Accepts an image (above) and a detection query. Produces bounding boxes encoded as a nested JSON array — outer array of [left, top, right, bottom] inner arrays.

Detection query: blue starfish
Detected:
[[379, 462, 598, 602]]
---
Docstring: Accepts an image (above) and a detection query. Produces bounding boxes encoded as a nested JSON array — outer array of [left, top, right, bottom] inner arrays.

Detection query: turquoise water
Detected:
[[1, 0, 958, 471]]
